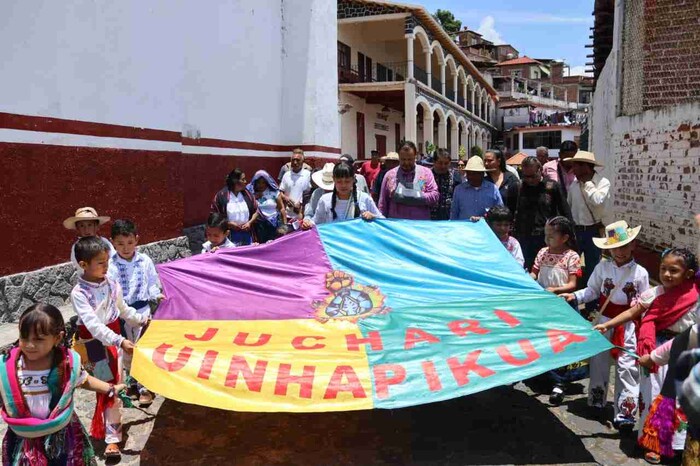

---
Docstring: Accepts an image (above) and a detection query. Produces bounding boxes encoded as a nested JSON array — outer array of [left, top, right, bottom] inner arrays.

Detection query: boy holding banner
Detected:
[[562, 221, 650, 430]]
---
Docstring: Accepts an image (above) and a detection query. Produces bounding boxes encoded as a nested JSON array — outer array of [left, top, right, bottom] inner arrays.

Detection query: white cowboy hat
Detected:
[[561, 150, 604, 167], [593, 220, 642, 249], [461, 156, 494, 172], [312, 163, 335, 191], [63, 207, 110, 230], [384, 151, 399, 161]]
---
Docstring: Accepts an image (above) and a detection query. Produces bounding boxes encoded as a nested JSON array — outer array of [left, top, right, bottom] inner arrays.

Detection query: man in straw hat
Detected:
[[305, 162, 336, 218], [64, 207, 115, 274], [450, 155, 503, 221], [564, 150, 611, 288], [562, 220, 649, 431]]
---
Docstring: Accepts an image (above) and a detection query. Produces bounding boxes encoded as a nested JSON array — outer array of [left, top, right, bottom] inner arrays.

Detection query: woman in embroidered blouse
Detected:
[[211, 168, 259, 245]]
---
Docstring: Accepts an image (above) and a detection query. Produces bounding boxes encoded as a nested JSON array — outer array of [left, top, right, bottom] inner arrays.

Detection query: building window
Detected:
[[338, 42, 350, 70], [522, 131, 562, 150]]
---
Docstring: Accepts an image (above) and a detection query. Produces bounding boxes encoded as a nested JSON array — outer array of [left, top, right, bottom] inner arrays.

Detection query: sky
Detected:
[[418, 0, 594, 76]]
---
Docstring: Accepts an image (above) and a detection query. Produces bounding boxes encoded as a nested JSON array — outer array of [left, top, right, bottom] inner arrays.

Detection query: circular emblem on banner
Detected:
[[312, 271, 390, 323]]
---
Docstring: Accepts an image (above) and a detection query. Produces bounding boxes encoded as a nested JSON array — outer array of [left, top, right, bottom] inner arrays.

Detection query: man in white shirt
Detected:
[[565, 150, 611, 286], [279, 148, 311, 223]]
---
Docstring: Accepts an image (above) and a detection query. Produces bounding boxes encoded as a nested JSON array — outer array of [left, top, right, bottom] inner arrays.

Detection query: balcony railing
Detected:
[[431, 76, 442, 93], [338, 61, 408, 84], [414, 65, 428, 86]]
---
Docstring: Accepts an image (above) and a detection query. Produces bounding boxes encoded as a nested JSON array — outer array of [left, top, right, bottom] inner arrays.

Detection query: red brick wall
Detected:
[[643, 0, 700, 110]]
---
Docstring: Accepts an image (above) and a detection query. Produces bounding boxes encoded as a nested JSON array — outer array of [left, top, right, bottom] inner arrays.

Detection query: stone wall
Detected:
[[0, 236, 191, 323], [337, 1, 407, 20]]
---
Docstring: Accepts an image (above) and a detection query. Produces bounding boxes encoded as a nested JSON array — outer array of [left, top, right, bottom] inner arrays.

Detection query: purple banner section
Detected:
[[155, 229, 333, 321]]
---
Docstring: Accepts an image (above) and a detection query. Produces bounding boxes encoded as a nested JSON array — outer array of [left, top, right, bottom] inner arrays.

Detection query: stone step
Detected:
[[0, 304, 76, 349]]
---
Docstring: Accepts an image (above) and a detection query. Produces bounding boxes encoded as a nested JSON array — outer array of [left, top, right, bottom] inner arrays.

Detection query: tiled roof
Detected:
[[495, 56, 542, 66]]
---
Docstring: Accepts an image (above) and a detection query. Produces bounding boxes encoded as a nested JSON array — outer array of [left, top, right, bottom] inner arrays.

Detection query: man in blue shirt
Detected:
[[450, 156, 503, 221]]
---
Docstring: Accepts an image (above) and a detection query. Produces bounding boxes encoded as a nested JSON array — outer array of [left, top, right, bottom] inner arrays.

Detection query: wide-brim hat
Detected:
[[561, 150, 604, 167], [63, 207, 110, 230], [312, 163, 335, 190], [461, 156, 494, 172], [384, 151, 399, 161], [593, 220, 641, 249]]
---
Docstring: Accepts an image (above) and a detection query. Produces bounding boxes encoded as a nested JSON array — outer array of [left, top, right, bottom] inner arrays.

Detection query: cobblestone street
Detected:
[[0, 374, 656, 465]]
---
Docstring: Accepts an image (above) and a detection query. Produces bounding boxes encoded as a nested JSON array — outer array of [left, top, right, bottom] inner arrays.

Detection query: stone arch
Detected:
[[430, 40, 445, 64], [412, 26, 431, 52]]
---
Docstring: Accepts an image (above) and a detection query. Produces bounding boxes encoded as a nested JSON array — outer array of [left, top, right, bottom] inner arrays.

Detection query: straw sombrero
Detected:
[[593, 221, 641, 249], [461, 156, 494, 172], [311, 163, 335, 191], [561, 150, 604, 167], [63, 207, 110, 230]]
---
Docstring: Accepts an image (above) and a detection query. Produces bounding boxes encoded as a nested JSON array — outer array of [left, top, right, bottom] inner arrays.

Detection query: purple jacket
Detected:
[[378, 165, 439, 220]]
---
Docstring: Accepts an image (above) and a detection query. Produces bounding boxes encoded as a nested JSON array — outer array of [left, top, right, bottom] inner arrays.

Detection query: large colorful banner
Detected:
[[132, 219, 611, 412]]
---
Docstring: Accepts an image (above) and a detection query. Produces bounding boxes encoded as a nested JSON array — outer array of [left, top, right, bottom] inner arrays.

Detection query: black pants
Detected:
[[519, 235, 545, 271]]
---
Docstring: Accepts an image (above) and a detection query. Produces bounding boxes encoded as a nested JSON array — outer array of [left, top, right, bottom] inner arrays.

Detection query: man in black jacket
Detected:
[[514, 156, 573, 270]]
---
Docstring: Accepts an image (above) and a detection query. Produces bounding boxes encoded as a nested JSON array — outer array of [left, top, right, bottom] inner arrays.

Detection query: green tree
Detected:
[[433, 9, 462, 38], [470, 146, 483, 158]]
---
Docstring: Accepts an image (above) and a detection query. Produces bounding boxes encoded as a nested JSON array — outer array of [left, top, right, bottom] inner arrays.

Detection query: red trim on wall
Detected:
[[182, 137, 341, 154], [0, 112, 180, 142], [0, 112, 341, 154]]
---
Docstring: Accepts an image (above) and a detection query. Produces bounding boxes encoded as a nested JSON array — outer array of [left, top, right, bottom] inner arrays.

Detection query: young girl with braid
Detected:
[[302, 162, 383, 227]]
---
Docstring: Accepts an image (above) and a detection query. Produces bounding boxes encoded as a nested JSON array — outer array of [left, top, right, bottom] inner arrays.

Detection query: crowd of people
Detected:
[[2, 140, 700, 465]]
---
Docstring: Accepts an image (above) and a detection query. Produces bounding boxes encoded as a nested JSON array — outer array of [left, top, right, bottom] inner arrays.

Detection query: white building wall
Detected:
[[0, 0, 338, 148], [339, 92, 404, 158]]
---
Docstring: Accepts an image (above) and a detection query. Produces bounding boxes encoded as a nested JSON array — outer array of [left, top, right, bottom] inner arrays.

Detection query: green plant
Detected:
[[470, 146, 483, 158], [425, 141, 437, 157], [458, 145, 466, 160]]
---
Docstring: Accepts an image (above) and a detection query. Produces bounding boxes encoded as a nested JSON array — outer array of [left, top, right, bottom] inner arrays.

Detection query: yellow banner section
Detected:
[[132, 319, 374, 412]]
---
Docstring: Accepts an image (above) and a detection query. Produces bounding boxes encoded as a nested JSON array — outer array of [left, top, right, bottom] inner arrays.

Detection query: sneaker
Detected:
[[138, 390, 155, 407], [549, 385, 565, 406], [612, 417, 635, 432]]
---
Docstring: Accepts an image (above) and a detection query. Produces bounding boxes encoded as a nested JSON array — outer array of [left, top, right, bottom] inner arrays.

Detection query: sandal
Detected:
[[139, 390, 155, 407], [104, 443, 121, 458], [644, 452, 661, 464]]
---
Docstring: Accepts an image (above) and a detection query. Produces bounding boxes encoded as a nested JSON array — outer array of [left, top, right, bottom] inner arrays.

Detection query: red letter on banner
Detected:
[[274, 364, 316, 398], [233, 332, 272, 347], [447, 351, 495, 386], [197, 350, 219, 380], [346, 331, 383, 351], [404, 328, 441, 350], [292, 336, 326, 350], [547, 329, 587, 353], [494, 310, 521, 327], [496, 340, 540, 366], [185, 327, 219, 341], [372, 364, 407, 399], [323, 365, 367, 399], [421, 360, 443, 392], [225, 356, 268, 392], [152, 344, 193, 372], [448, 319, 490, 337]]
